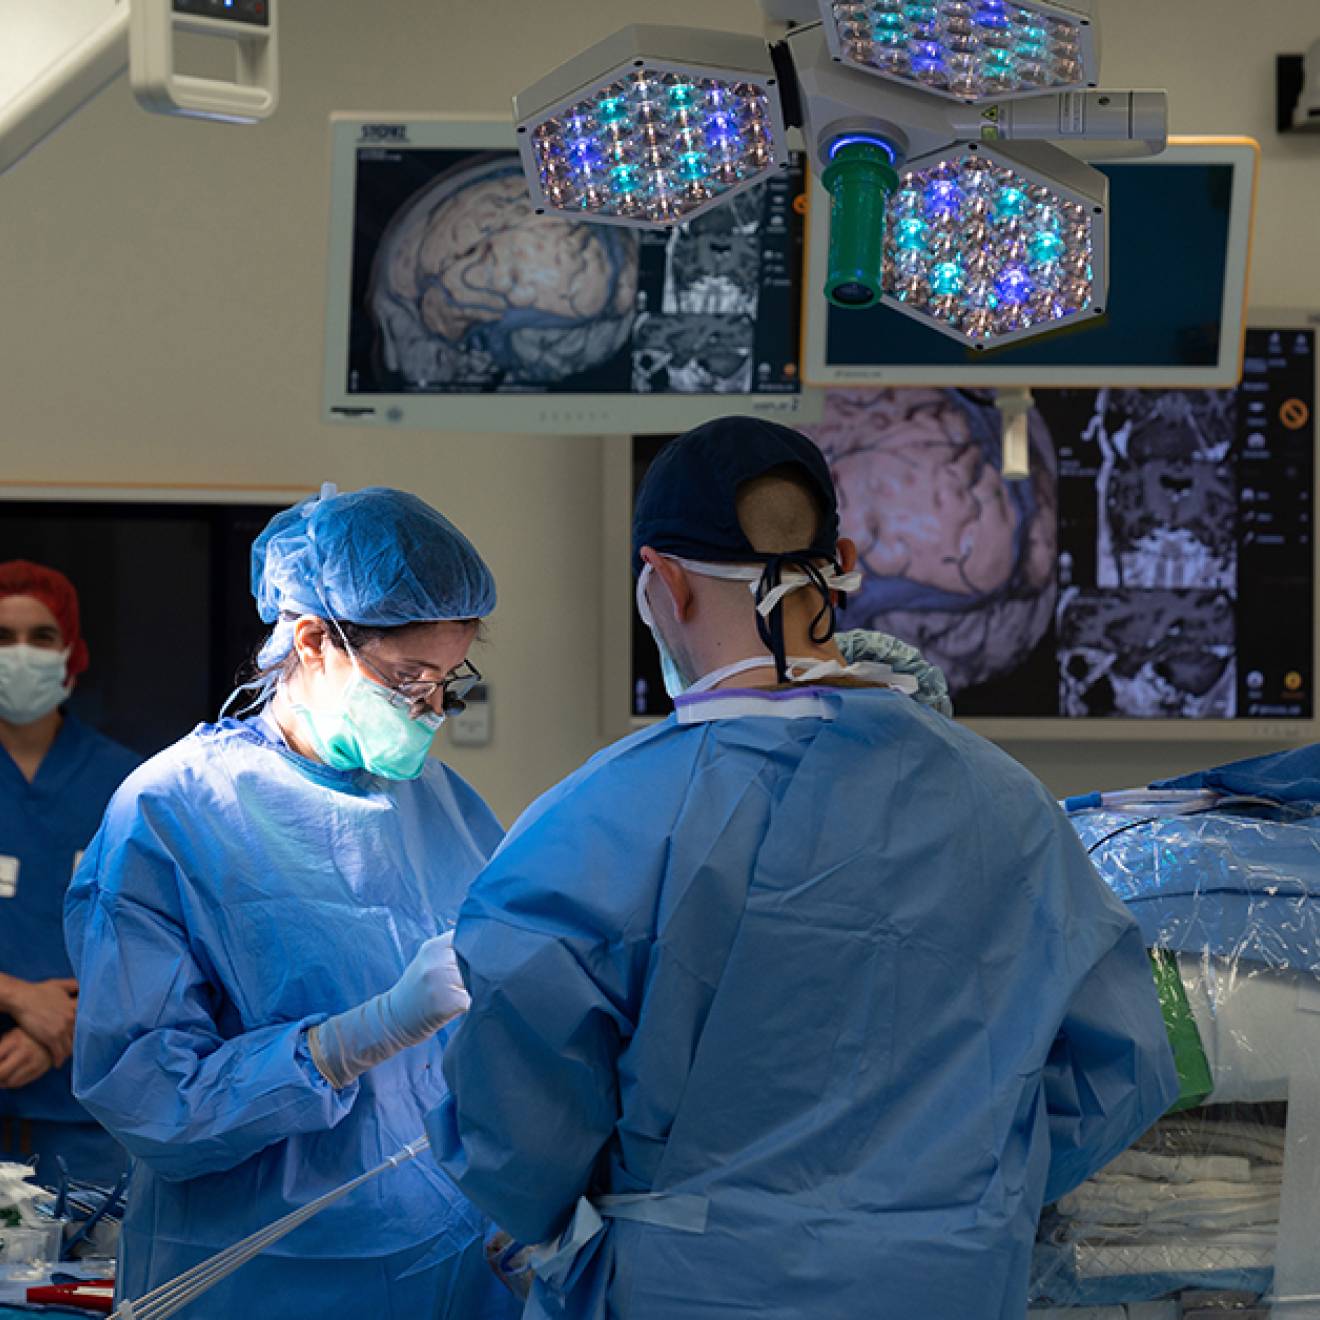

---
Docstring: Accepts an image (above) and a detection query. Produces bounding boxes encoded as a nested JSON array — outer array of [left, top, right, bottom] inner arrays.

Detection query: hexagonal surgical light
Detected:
[[881, 140, 1107, 347], [513, 24, 790, 227], [819, 0, 1099, 103]]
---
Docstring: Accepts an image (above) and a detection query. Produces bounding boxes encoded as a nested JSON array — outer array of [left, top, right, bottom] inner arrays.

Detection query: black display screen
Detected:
[[173, 0, 270, 26], [345, 146, 806, 400], [2, 502, 281, 757], [631, 328, 1316, 722], [824, 162, 1234, 370]]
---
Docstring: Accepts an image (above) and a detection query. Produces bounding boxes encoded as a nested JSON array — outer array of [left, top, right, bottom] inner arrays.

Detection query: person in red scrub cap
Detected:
[[0, 561, 138, 1184]]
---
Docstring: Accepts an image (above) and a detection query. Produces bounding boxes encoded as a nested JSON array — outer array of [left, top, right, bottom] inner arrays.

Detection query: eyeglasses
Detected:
[[355, 653, 483, 720]]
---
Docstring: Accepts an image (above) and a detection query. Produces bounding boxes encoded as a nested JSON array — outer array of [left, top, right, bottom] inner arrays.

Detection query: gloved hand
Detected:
[[308, 930, 471, 1090], [837, 629, 954, 717]]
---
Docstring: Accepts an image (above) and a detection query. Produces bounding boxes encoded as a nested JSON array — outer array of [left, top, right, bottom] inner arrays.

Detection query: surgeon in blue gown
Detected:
[[65, 488, 520, 1319], [0, 561, 138, 1184], [431, 418, 1179, 1320]]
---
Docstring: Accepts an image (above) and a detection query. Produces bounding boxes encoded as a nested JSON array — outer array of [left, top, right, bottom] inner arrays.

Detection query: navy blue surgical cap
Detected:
[[632, 415, 841, 577], [252, 486, 495, 664]]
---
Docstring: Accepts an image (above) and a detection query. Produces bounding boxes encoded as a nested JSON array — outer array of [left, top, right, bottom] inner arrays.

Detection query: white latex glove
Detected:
[[308, 930, 471, 1090]]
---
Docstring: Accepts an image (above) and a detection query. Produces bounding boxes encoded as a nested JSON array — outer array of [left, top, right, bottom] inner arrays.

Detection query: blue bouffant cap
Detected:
[[252, 485, 496, 665]]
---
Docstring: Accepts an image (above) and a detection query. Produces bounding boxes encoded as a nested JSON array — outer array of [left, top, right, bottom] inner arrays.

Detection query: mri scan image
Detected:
[[1057, 587, 1237, 718], [660, 189, 766, 318], [367, 154, 640, 388], [806, 388, 1059, 694], [1087, 388, 1238, 590], [631, 314, 755, 394]]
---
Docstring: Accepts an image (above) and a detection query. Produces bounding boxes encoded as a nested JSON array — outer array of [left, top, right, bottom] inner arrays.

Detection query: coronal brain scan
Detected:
[[344, 143, 805, 399], [1089, 388, 1239, 590], [1057, 587, 1237, 718], [631, 328, 1315, 722], [661, 189, 765, 318], [632, 314, 754, 394]]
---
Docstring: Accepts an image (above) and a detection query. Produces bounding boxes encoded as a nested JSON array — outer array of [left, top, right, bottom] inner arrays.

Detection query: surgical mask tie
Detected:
[[637, 558, 864, 700], [0, 645, 71, 725]]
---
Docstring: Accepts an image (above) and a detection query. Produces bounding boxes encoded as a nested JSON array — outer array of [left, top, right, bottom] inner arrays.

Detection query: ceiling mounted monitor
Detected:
[[323, 114, 817, 434], [801, 137, 1258, 389]]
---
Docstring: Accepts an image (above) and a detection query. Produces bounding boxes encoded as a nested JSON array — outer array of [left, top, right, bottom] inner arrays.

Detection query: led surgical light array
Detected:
[[821, 0, 1097, 101], [527, 71, 781, 225], [514, 8, 1158, 350], [884, 148, 1102, 346], [516, 28, 789, 228]]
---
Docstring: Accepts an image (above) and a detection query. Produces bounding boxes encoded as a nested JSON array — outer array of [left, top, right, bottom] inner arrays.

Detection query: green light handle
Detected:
[[1149, 948, 1214, 1115], [819, 141, 900, 310]]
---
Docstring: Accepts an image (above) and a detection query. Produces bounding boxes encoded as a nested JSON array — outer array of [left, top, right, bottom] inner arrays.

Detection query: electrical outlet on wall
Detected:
[[446, 684, 492, 748]]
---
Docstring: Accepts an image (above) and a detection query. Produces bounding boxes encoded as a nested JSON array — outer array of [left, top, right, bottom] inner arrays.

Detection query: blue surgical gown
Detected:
[[431, 686, 1178, 1320], [64, 715, 520, 1320], [0, 714, 137, 1174]]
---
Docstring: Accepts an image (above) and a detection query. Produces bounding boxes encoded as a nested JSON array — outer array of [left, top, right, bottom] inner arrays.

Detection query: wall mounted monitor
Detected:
[[1, 486, 308, 758], [324, 114, 818, 435], [802, 138, 1259, 390], [608, 316, 1318, 744]]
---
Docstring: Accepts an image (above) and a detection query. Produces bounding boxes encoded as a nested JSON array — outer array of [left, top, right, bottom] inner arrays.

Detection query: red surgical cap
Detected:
[[0, 560, 90, 681]]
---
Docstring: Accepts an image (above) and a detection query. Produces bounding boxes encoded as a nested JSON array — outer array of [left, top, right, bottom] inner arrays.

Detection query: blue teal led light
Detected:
[[993, 185, 1028, 221], [930, 261, 964, 297], [994, 266, 1034, 305], [1029, 229, 1066, 266], [894, 216, 931, 251]]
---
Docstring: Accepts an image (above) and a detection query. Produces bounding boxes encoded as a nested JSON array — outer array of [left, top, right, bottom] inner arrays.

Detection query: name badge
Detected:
[[0, 856, 17, 900]]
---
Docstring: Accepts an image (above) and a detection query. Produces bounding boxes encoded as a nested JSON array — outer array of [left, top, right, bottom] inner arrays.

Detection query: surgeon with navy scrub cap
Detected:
[[430, 417, 1178, 1320], [65, 486, 521, 1319]]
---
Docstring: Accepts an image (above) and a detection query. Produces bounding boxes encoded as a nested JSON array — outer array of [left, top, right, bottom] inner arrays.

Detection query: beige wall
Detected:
[[2, 0, 1318, 819]]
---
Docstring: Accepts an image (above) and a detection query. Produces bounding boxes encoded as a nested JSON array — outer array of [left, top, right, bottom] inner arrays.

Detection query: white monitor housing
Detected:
[[602, 309, 1320, 747], [323, 114, 819, 436], [802, 137, 1259, 390]]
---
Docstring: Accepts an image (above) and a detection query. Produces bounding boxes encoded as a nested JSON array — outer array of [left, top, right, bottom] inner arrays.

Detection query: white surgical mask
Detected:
[[636, 557, 865, 700], [0, 645, 71, 726]]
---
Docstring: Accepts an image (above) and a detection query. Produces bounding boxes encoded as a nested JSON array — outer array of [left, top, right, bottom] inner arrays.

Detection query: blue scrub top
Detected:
[[64, 714, 509, 1303], [0, 713, 140, 1123], [433, 686, 1178, 1320]]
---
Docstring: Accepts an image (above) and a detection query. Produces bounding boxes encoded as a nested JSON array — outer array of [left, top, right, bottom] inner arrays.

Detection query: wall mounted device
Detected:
[[1277, 39, 1320, 136], [131, 0, 278, 123]]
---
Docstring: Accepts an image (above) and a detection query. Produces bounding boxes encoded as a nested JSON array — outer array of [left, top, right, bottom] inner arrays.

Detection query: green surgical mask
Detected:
[[293, 663, 443, 780]]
